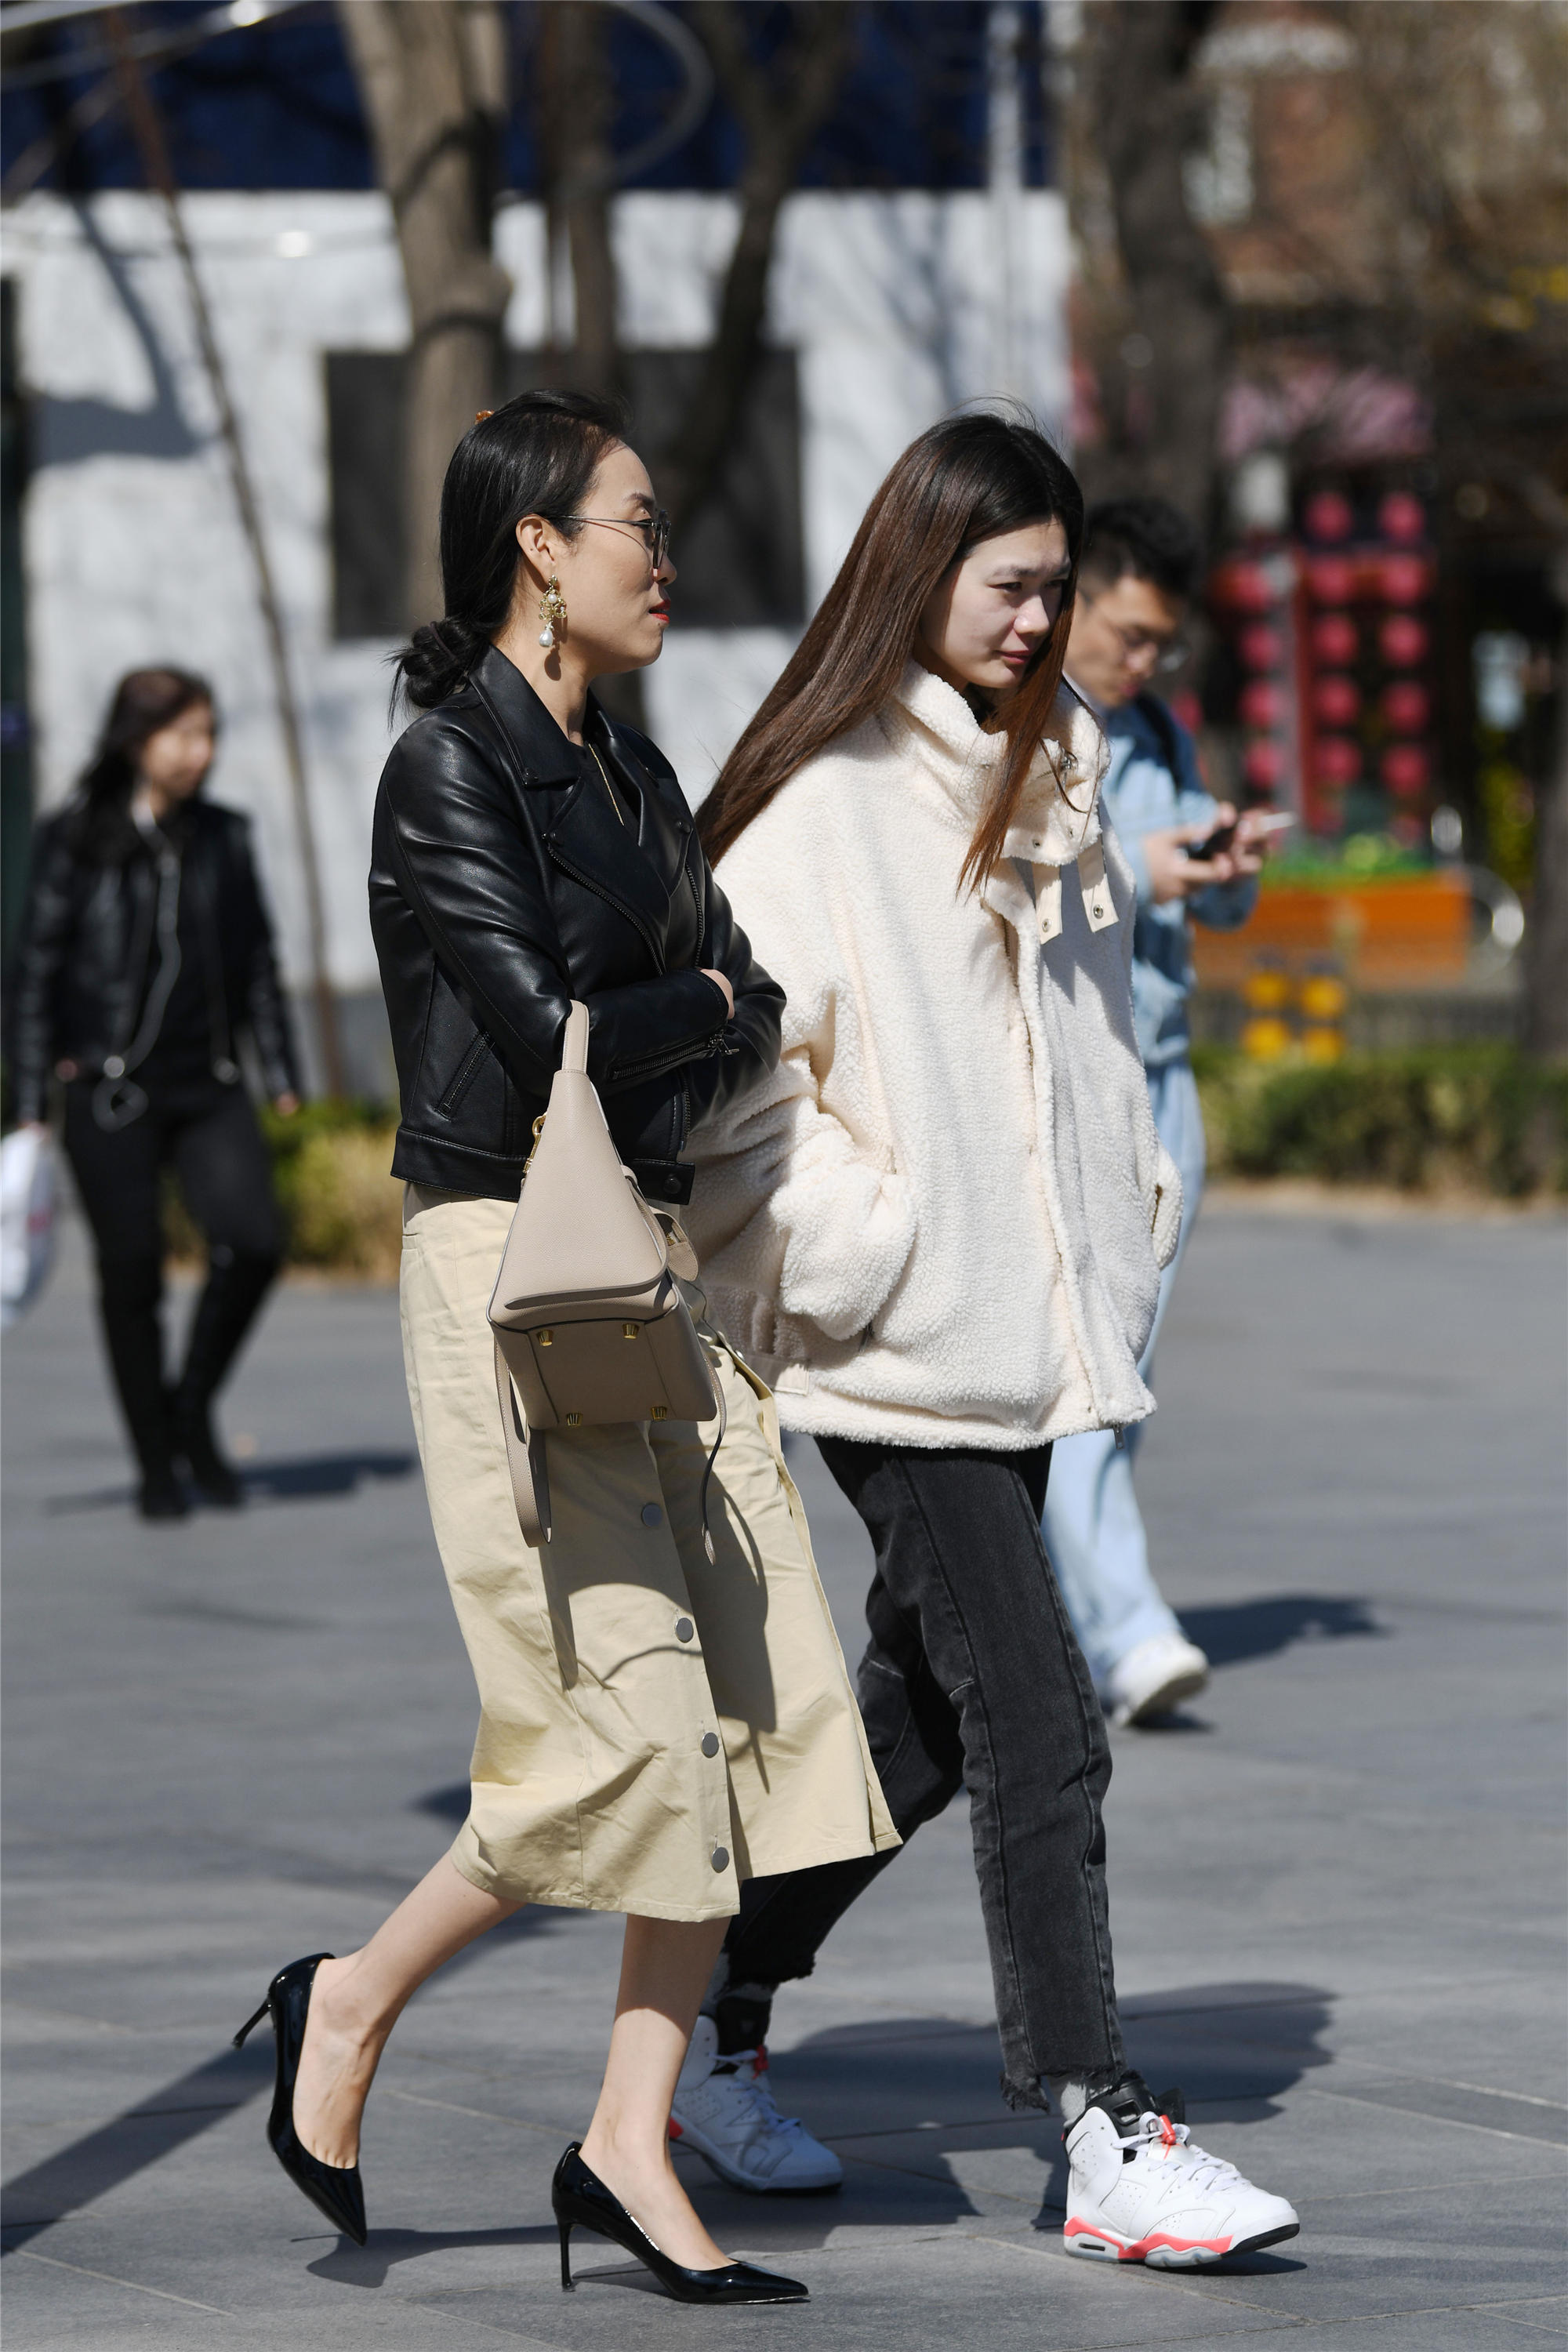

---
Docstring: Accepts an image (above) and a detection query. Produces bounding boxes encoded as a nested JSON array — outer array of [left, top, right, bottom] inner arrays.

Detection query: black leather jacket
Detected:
[[368, 646, 783, 1204], [7, 797, 300, 1125]]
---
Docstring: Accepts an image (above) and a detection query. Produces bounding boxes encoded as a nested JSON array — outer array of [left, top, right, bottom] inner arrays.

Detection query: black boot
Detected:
[[97, 1258, 187, 1521], [172, 1247, 278, 1506]]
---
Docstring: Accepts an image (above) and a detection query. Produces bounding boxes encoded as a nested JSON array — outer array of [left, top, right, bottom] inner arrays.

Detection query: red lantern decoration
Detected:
[[1315, 737, 1362, 787], [1211, 558, 1278, 614], [1243, 739, 1287, 791], [1381, 680, 1429, 733], [1304, 489, 1356, 543], [1312, 675, 1361, 728], [1168, 688, 1203, 735], [1306, 556, 1356, 605], [1312, 612, 1359, 666], [1239, 622, 1283, 671], [1381, 742, 1431, 797], [1379, 553, 1432, 605], [1240, 679, 1285, 729], [1380, 613, 1428, 667], [1377, 491, 1425, 545]]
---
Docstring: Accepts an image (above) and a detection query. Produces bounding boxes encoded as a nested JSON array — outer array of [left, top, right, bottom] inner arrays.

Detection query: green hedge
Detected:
[[257, 1099, 401, 1275], [164, 1052, 1565, 1274], [1192, 1044, 1568, 1197]]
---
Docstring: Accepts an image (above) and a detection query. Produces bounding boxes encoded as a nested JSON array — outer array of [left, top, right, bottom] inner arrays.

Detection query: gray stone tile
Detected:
[[5, 1210, 1563, 2347]]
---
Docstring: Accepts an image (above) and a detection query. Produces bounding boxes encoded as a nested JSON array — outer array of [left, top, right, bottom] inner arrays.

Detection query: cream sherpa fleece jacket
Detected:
[[685, 661, 1183, 1452]]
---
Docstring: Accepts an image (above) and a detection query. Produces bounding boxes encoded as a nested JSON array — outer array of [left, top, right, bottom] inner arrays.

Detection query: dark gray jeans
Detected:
[[723, 1436, 1124, 2109]]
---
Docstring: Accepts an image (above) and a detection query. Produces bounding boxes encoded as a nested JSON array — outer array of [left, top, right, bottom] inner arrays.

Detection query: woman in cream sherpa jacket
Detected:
[[670, 416, 1298, 2260], [686, 659, 1181, 1450]]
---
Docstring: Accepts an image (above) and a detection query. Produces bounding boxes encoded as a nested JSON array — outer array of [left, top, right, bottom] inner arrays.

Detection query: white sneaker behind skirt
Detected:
[[1065, 2093, 1298, 2268], [1103, 1631, 1210, 1728], [670, 2016, 843, 2193]]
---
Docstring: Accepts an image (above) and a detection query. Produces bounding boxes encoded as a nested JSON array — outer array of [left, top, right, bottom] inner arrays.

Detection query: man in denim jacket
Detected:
[[1046, 499, 1276, 1725]]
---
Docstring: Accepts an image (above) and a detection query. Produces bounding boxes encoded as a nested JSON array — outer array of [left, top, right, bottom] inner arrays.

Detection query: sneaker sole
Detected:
[[1066, 2218, 1298, 2267], [668, 2118, 842, 2197]]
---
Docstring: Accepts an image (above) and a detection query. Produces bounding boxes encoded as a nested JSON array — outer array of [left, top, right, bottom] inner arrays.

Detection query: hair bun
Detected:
[[396, 617, 486, 710]]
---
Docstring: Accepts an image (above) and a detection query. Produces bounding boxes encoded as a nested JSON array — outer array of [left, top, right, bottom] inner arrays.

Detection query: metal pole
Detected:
[[103, 9, 346, 1096]]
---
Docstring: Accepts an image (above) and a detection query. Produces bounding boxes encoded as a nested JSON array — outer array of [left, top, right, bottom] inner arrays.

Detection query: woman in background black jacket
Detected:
[[9, 668, 301, 1518]]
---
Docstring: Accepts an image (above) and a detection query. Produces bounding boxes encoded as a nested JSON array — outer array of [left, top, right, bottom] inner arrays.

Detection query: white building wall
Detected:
[[5, 187, 1068, 1073]]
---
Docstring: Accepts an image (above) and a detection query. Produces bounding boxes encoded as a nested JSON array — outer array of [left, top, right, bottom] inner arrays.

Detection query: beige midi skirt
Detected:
[[398, 1186, 898, 1922]]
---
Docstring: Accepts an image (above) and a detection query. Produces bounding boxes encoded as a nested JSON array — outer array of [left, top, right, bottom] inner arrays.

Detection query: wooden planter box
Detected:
[[1191, 870, 1471, 991]]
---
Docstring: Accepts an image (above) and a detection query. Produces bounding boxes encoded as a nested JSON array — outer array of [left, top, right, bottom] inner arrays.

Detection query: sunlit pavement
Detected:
[[4, 1198, 1564, 2350]]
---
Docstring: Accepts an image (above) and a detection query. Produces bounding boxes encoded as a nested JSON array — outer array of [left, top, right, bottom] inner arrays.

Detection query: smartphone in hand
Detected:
[[1183, 810, 1296, 861]]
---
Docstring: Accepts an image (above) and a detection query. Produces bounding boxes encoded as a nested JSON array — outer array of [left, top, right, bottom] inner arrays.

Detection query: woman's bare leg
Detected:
[[579, 1915, 731, 2271], [291, 1857, 521, 2166]]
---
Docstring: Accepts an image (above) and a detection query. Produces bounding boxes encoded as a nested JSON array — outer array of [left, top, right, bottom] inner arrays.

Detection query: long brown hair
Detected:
[[698, 412, 1083, 886]]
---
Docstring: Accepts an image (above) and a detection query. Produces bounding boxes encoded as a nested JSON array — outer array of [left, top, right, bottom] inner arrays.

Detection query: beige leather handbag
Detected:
[[488, 1001, 721, 1551]]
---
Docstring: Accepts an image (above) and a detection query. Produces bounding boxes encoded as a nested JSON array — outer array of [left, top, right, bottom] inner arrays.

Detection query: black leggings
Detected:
[[62, 1079, 285, 1475]]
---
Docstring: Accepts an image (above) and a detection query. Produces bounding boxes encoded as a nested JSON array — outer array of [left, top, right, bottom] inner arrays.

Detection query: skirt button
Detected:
[[701, 1732, 720, 1757], [710, 1847, 729, 1872], [675, 1617, 695, 1642]]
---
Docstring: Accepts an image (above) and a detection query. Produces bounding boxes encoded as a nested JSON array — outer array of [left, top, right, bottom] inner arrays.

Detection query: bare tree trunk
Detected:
[[1082, 0, 1229, 529], [337, 1, 511, 631], [536, 2, 622, 404], [662, 1, 853, 537], [532, 3, 646, 730]]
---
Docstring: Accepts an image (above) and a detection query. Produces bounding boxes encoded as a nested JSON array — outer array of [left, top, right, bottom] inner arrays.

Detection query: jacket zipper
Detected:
[[608, 1028, 728, 1084], [436, 1031, 494, 1116], [545, 842, 662, 967]]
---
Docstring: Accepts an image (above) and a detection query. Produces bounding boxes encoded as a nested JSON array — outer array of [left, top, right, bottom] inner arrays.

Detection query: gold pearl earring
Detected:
[[538, 573, 568, 650]]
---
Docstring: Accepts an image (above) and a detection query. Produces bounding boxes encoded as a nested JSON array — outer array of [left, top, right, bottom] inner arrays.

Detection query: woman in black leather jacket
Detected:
[[8, 668, 301, 1518], [235, 390, 893, 2305]]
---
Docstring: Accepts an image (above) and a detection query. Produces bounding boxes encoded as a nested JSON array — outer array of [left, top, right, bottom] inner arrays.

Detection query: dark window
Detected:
[[326, 348, 804, 641]]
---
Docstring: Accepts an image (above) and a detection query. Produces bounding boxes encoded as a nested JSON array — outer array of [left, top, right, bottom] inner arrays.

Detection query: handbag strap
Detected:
[[495, 1327, 728, 1562], [561, 1000, 590, 1075], [494, 1338, 551, 1546]]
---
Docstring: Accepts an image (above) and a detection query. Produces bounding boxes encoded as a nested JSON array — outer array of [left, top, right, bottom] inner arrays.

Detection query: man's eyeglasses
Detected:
[[1080, 591, 1189, 674], [565, 510, 671, 572]]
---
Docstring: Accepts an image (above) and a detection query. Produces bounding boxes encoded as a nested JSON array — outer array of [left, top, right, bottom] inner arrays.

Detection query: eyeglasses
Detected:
[[564, 510, 671, 572], [1081, 592, 1189, 674]]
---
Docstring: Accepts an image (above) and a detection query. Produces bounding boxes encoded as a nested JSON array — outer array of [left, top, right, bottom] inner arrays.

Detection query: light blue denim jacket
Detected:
[[1091, 692, 1258, 1071]]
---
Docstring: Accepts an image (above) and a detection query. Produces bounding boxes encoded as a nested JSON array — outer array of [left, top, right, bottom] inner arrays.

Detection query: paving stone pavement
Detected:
[[3, 1201, 1565, 2350]]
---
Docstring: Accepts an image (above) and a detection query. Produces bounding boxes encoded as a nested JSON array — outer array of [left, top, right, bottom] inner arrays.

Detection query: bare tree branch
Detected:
[[658, 1, 855, 536]]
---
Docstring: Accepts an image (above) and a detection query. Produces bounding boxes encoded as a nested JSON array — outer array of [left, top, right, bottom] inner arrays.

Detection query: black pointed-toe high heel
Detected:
[[234, 1952, 368, 2246], [551, 2142, 807, 2305]]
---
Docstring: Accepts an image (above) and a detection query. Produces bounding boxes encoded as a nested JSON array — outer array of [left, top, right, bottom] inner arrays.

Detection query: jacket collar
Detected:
[[470, 645, 688, 957], [470, 644, 584, 783], [884, 659, 1106, 869]]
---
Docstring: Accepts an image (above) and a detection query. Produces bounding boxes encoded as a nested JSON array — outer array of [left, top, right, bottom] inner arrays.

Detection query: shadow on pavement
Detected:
[[0, 1981, 1334, 2266], [1178, 1594, 1384, 1668], [242, 1451, 417, 1501], [416, 1781, 477, 1826], [42, 1450, 417, 1515], [0, 2038, 273, 2252], [0, 1907, 566, 2257], [308, 2223, 558, 2289]]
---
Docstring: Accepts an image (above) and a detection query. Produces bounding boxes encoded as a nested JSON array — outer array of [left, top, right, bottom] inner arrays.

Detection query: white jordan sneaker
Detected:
[[1103, 1632, 1210, 1726], [669, 2016, 843, 2193], [1064, 2078, 1298, 2267]]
